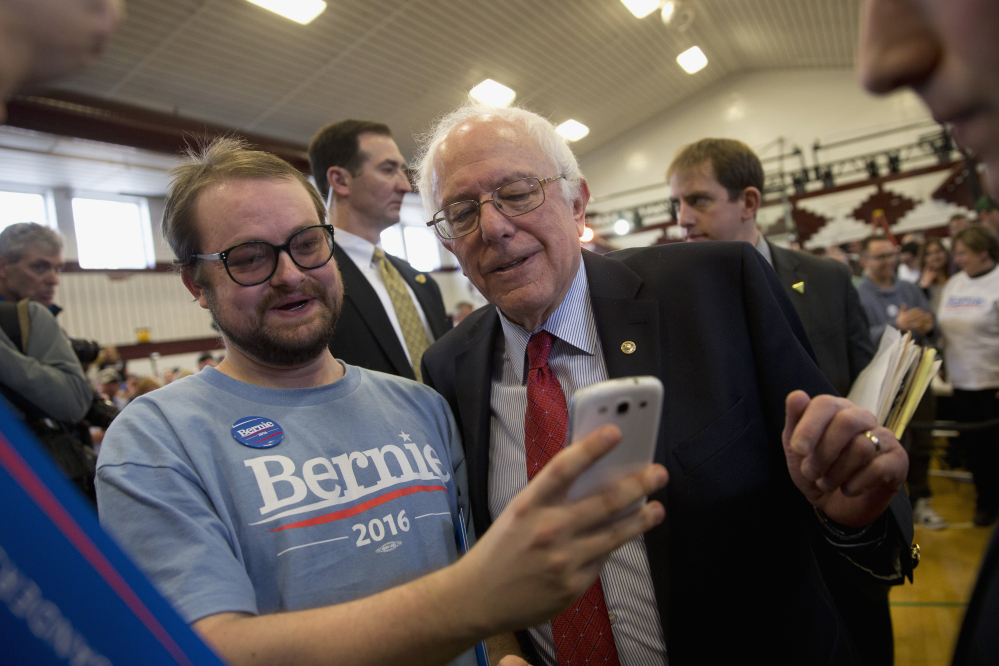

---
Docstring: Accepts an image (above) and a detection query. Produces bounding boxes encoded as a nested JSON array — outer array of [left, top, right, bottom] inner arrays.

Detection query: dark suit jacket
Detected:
[[953, 525, 999, 665], [768, 241, 875, 396], [330, 241, 451, 380], [422, 243, 913, 664], [768, 242, 893, 665]]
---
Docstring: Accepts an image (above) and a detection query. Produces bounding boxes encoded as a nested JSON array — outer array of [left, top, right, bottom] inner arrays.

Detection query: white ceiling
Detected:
[[0, 126, 179, 195], [49, 0, 864, 169]]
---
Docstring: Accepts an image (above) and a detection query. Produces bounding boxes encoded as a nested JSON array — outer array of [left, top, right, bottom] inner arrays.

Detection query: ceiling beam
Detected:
[[3, 91, 311, 173]]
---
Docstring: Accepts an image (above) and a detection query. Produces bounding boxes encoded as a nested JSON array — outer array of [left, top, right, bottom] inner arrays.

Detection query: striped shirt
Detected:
[[488, 261, 667, 666]]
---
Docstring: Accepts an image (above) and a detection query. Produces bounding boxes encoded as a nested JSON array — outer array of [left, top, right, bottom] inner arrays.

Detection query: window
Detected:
[[0, 190, 52, 233], [379, 225, 407, 261], [402, 226, 441, 272], [72, 195, 155, 269]]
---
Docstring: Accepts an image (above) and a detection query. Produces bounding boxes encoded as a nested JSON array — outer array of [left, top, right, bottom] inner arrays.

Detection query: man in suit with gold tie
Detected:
[[309, 120, 451, 381]]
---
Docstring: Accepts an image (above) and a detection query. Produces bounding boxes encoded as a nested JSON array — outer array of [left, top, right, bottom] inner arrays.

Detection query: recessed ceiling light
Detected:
[[246, 0, 327, 24], [581, 227, 595, 243], [614, 219, 631, 235], [556, 120, 590, 142], [469, 79, 516, 107], [661, 1, 676, 23], [677, 46, 708, 74], [620, 0, 661, 19]]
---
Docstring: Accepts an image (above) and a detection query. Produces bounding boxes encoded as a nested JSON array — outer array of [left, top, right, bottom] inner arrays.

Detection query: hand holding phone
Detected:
[[565, 377, 664, 509]]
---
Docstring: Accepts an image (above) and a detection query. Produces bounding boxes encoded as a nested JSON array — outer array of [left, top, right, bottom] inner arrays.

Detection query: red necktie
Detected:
[[524, 331, 621, 666]]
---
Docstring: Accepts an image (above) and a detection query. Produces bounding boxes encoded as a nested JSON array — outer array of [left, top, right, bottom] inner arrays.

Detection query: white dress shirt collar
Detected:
[[496, 259, 599, 384], [334, 227, 381, 267]]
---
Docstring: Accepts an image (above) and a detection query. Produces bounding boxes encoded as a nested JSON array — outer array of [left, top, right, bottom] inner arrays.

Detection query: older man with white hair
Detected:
[[419, 102, 914, 665]]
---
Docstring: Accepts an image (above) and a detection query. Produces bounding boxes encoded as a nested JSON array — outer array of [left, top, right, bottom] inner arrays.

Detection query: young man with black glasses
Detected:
[[95, 137, 668, 666]]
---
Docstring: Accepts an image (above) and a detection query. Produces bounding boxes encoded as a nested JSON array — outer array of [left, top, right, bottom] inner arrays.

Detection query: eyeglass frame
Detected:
[[191, 224, 336, 286], [425, 174, 565, 240]]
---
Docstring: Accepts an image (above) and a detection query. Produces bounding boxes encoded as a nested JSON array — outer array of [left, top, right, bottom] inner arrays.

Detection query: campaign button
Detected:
[[232, 416, 284, 449]]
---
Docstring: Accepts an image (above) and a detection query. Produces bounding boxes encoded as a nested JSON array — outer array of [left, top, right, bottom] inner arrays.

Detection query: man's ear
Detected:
[[740, 186, 762, 221], [327, 166, 352, 198], [572, 179, 591, 237], [0, 255, 7, 281], [181, 269, 210, 310]]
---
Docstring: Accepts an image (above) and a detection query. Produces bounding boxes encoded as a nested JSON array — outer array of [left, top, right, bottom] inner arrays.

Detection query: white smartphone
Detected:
[[565, 376, 664, 511]]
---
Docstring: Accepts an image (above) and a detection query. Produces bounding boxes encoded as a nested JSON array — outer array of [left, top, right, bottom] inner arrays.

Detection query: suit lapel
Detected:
[[769, 242, 812, 333], [582, 250, 671, 643], [452, 307, 501, 535], [583, 251, 662, 421], [334, 242, 413, 377]]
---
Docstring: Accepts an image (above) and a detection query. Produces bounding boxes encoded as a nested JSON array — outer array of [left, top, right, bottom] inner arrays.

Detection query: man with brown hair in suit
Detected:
[[309, 120, 450, 381]]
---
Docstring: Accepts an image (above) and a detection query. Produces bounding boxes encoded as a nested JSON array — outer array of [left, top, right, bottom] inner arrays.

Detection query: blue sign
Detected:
[[232, 416, 284, 449], [0, 400, 225, 665]]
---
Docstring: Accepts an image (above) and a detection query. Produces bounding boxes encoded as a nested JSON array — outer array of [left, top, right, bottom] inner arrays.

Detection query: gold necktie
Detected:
[[373, 247, 430, 382]]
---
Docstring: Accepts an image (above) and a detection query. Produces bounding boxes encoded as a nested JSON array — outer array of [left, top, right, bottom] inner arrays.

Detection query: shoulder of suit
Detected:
[[776, 246, 853, 280], [608, 241, 745, 265]]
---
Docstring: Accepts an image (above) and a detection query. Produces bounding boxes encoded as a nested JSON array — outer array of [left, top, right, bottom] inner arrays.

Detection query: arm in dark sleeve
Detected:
[[739, 246, 913, 584], [0, 302, 91, 423]]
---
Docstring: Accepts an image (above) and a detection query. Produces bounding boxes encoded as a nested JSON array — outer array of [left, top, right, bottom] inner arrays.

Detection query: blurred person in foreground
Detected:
[[419, 102, 911, 665], [95, 138, 667, 666], [937, 226, 999, 527], [859, 0, 999, 661], [0, 0, 121, 121]]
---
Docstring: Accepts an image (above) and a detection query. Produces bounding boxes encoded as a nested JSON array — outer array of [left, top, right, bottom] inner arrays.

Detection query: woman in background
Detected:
[[938, 226, 999, 526], [920, 237, 951, 313]]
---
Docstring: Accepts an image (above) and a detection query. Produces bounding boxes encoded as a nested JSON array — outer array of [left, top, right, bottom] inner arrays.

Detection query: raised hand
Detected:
[[453, 424, 668, 633], [782, 391, 907, 527]]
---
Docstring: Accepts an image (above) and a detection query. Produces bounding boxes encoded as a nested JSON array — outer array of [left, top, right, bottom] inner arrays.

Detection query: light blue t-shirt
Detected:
[[97, 364, 475, 665]]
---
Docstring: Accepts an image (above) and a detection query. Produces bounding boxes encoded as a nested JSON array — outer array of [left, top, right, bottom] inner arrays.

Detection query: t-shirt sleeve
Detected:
[[96, 399, 259, 623]]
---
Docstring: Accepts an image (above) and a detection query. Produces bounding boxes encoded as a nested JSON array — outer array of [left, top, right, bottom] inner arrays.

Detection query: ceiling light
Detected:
[[620, 0, 661, 19], [677, 46, 708, 74], [470, 79, 516, 107], [581, 227, 595, 243], [661, 1, 676, 23], [246, 0, 327, 24], [614, 219, 631, 235], [556, 120, 590, 142]]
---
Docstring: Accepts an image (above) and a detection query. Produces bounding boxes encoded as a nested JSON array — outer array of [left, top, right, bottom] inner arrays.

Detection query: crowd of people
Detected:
[[1, 0, 999, 664]]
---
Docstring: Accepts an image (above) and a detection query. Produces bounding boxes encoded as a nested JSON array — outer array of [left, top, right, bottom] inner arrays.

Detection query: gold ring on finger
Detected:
[[864, 430, 881, 454]]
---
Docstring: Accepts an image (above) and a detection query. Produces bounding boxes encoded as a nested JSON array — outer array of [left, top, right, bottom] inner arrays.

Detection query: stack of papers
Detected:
[[846, 326, 943, 439]]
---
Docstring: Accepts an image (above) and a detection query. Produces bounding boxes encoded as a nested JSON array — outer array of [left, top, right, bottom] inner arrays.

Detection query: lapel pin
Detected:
[[621, 341, 636, 354], [415, 274, 427, 284], [792, 281, 805, 294]]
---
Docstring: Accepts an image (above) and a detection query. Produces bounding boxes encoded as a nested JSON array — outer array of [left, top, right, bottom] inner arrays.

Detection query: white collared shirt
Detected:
[[755, 233, 774, 267], [488, 260, 667, 666], [334, 228, 435, 364]]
